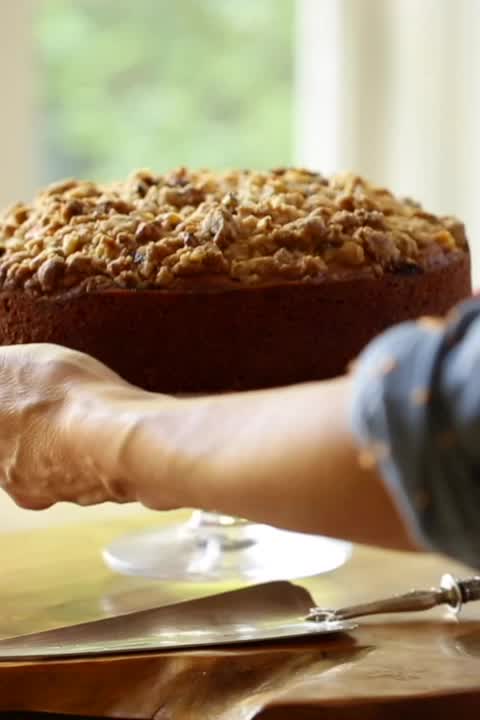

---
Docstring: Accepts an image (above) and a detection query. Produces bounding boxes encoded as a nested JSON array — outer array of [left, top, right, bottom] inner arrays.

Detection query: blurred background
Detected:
[[1, 0, 479, 278], [1, 0, 295, 188], [0, 0, 479, 527]]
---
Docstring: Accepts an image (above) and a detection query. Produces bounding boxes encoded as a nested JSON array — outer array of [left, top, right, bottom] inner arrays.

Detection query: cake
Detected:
[[0, 168, 471, 393]]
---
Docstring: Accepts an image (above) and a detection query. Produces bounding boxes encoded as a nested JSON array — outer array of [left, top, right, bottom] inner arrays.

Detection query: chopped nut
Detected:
[[66, 252, 95, 275], [442, 218, 467, 248], [108, 256, 133, 275], [135, 181, 149, 198], [116, 232, 136, 250], [181, 232, 198, 248], [63, 231, 83, 256], [156, 266, 174, 286], [433, 230, 455, 250], [135, 221, 163, 243], [200, 207, 236, 249], [44, 179, 79, 196], [335, 240, 365, 266], [357, 228, 400, 264], [62, 199, 85, 222], [160, 185, 205, 208], [335, 193, 356, 212], [38, 256, 65, 292], [2, 224, 17, 239], [163, 212, 182, 229], [222, 192, 238, 209], [12, 206, 29, 225]]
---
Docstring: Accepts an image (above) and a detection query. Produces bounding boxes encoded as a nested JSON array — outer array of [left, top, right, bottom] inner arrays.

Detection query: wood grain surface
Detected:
[[1, 509, 480, 719]]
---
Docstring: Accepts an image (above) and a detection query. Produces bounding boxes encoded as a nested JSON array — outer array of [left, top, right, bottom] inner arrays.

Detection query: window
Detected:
[[36, 0, 295, 183]]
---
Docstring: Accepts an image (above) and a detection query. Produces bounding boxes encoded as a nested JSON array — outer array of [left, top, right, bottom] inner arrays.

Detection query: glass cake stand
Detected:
[[103, 509, 352, 582]]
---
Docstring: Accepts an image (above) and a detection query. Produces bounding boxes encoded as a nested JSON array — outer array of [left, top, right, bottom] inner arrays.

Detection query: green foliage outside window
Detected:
[[35, 0, 295, 183]]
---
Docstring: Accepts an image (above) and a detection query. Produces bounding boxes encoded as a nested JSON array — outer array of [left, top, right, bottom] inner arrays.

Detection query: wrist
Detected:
[[109, 395, 208, 510]]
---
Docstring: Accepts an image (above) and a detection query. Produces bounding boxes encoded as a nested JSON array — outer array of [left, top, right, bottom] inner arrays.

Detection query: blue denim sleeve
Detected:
[[351, 297, 480, 568]]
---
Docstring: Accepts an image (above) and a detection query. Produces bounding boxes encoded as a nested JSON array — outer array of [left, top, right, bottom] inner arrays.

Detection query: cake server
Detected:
[[0, 581, 355, 661], [0, 574, 477, 661]]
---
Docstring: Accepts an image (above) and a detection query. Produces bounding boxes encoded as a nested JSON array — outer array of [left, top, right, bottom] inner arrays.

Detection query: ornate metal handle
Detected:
[[307, 574, 480, 623]]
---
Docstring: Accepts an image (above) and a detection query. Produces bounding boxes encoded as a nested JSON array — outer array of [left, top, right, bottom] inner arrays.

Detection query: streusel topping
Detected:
[[0, 168, 468, 293]]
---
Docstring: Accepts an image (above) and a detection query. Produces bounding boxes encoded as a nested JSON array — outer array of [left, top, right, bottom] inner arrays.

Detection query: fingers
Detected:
[[8, 491, 54, 511], [7, 482, 115, 510], [0, 342, 145, 510]]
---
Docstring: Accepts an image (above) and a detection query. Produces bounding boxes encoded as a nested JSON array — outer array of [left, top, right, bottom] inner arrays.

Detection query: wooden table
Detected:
[[1, 506, 480, 719]]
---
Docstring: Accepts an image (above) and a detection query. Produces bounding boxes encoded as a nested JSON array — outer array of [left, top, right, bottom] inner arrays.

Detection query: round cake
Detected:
[[0, 168, 471, 392]]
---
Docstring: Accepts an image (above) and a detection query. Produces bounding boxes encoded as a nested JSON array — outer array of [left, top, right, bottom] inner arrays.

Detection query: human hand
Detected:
[[0, 343, 147, 510]]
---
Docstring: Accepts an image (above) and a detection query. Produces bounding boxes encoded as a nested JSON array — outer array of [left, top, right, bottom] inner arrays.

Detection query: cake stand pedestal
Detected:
[[103, 510, 352, 582]]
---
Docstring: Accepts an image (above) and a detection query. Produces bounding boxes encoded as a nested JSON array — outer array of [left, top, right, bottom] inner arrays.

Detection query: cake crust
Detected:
[[0, 250, 470, 393]]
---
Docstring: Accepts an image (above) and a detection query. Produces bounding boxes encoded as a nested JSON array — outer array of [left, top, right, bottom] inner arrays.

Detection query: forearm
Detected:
[[126, 379, 419, 552], [193, 379, 419, 551]]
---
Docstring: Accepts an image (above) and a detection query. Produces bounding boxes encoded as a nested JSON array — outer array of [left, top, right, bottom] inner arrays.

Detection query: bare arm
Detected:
[[5, 299, 480, 564], [0, 343, 416, 551], [124, 377, 419, 553]]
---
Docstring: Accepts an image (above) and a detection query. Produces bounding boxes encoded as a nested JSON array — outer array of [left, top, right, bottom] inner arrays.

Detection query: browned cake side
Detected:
[[0, 252, 470, 393], [0, 168, 472, 392]]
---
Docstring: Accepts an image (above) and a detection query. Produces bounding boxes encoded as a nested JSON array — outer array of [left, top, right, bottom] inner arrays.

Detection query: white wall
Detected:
[[0, 0, 35, 210]]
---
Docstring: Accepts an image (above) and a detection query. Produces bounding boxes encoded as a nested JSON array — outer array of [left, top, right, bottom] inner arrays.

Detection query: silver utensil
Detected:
[[1, 575, 478, 662], [308, 574, 480, 623], [0, 582, 355, 661]]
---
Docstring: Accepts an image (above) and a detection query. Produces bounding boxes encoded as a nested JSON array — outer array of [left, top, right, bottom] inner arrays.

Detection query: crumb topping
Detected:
[[0, 168, 468, 293]]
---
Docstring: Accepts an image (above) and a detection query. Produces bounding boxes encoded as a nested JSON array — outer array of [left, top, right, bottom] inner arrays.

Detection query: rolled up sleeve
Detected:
[[351, 298, 480, 567]]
